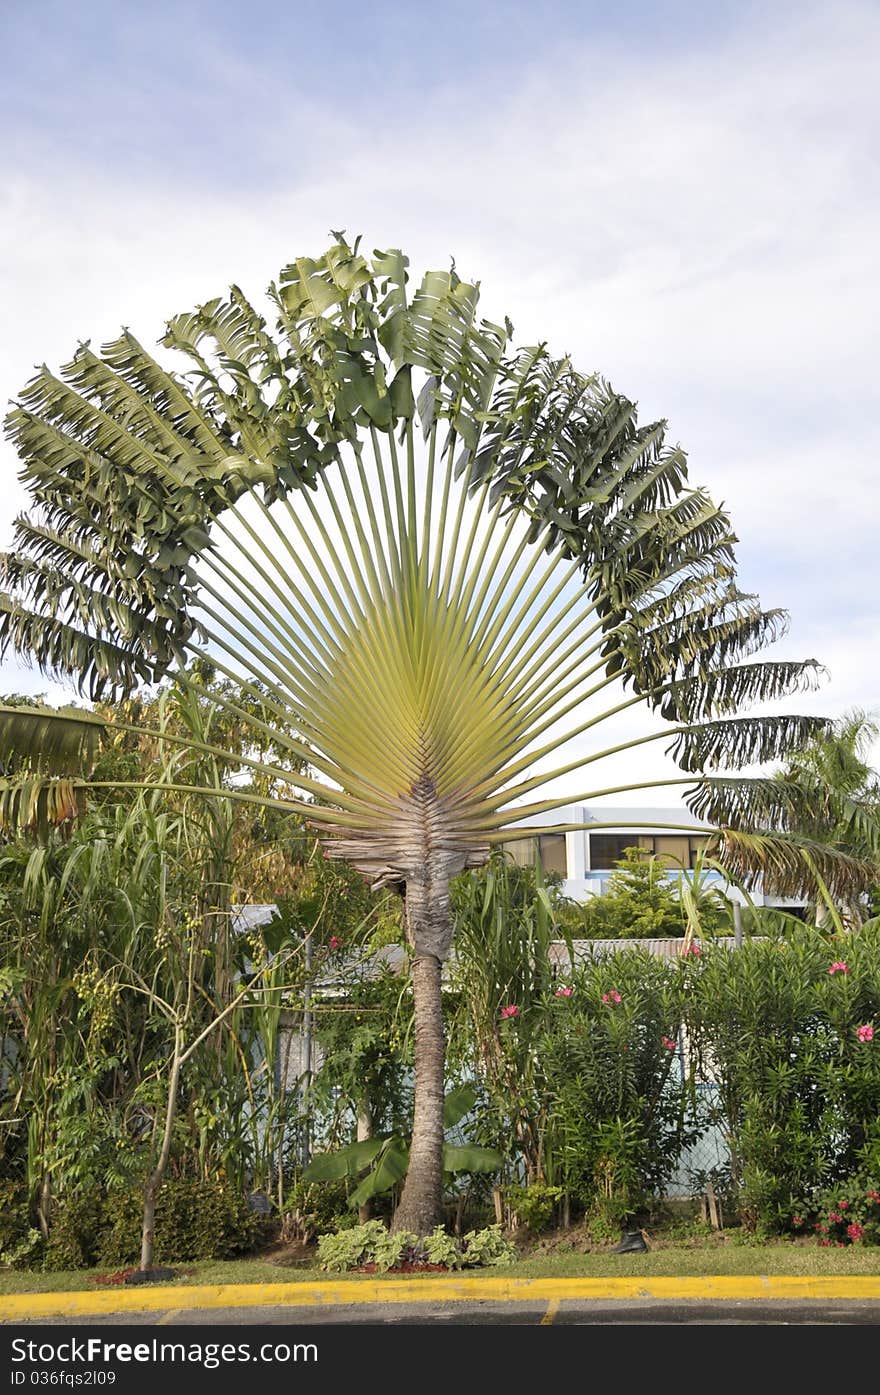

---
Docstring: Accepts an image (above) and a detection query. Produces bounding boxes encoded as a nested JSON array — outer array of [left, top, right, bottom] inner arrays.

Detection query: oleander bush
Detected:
[[684, 927, 880, 1233]]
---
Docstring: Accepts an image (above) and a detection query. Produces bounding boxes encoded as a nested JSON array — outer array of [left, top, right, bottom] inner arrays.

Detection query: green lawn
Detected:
[[2, 1240, 879, 1295]]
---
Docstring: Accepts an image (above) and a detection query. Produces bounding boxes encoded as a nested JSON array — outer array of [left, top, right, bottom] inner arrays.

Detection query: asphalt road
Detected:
[[18, 1297, 880, 1324]]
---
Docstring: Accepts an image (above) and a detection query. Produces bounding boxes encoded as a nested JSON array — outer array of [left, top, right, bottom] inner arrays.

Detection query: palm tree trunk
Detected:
[[391, 857, 455, 1235]]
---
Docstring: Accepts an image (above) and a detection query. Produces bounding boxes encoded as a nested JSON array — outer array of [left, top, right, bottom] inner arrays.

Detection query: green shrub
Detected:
[[279, 1179, 350, 1243], [0, 1181, 32, 1260], [316, 1220, 514, 1271], [17, 1179, 266, 1271], [507, 1182, 563, 1233], [538, 948, 696, 1216], [372, 1229, 420, 1272], [460, 1224, 516, 1267], [579, 849, 689, 939], [684, 928, 880, 1232], [96, 1179, 261, 1267], [43, 1193, 104, 1270], [424, 1226, 464, 1268], [317, 1220, 387, 1271]]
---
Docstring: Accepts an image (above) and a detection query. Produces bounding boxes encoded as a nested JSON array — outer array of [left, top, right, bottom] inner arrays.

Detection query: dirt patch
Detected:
[[91, 1269, 135, 1287], [91, 1266, 192, 1286], [266, 1240, 317, 1267]]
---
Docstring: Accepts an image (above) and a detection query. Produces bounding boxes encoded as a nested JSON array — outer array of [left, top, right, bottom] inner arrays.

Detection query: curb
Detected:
[[5, 1274, 880, 1320]]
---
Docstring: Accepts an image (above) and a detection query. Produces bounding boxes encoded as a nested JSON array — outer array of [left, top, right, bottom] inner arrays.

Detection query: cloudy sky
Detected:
[[1, 0, 878, 805]]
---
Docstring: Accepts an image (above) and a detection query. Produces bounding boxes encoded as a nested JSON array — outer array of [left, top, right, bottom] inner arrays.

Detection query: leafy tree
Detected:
[[576, 847, 732, 939], [778, 709, 880, 925], [579, 848, 689, 938], [709, 709, 880, 916], [0, 235, 860, 1232]]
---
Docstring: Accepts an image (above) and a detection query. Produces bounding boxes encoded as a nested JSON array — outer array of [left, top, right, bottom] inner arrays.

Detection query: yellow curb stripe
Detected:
[[540, 1297, 560, 1325], [5, 1275, 880, 1321]]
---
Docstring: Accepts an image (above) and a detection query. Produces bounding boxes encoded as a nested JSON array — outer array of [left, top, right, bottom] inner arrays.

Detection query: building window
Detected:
[[590, 835, 643, 868], [503, 836, 537, 868], [537, 834, 567, 877], [653, 836, 692, 869], [501, 834, 567, 876], [688, 836, 709, 868], [589, 833, 709, 870]]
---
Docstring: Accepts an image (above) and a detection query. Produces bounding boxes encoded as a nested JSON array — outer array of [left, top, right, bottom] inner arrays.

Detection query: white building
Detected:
[[506, 804, 806, 912]]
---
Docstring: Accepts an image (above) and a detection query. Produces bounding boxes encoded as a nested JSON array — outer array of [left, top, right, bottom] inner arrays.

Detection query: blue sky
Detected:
[[1, 0, 878, 792]]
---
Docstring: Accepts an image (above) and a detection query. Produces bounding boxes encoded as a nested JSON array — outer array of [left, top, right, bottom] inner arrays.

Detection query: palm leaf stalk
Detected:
[[0, 236, 861, 1231]]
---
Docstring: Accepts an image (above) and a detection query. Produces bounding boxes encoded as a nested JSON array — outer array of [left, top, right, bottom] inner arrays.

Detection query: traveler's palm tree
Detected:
[[1, 237, 875, 1230]]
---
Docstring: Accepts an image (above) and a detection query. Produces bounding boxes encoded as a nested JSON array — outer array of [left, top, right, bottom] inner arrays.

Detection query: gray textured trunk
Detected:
[[140, 1026, 183, 1271], [391, 858, 455, 1235]]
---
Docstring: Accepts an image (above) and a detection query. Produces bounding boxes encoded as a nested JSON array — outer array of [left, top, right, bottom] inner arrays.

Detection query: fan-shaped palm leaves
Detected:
[[0, 236, 861, 1229]]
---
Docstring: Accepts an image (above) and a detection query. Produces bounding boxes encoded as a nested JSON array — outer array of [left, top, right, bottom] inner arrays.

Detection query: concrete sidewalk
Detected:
[[4, 1274, 880, 1323]]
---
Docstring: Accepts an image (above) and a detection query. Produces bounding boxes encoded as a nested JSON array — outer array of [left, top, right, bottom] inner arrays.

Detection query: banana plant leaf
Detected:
[[442, 1144, 503, 1174], [302, 1136, 386, 1183], [442, 1083, 478, 1129], [348, 1136, 410, 1208]]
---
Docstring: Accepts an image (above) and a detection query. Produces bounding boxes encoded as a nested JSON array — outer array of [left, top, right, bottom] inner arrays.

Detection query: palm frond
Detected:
[[0, 702, 106, 775], [709, 826, 879, 903], [0, 236, 838, 921]]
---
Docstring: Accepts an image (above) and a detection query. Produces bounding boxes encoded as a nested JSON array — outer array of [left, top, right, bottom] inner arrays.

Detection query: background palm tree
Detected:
[[0, 236, 869, 1232]]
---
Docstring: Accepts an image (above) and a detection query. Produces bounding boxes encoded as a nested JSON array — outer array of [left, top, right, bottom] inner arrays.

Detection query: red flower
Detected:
[[847, 1223, 864, 1241], [328, 935, 342, 951], [839, 1201, 849, 1210], [792, 1216, 804, 1227], [661, 1036, 677, 1051]]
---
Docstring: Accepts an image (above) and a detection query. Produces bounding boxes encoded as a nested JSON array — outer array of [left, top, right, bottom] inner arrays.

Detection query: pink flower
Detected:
[[839, 1201, 849, 1210], [856, 1024, 874, 1043], [555, 986, 573, 998], [815, 1222, 828, 1232], [683, 942, 701, 957], [602, 990, 622, 1004], [661, 1036, 677, 1051], [328, 936, 342, 951], [847, 1223, 864, 1241], [829, 1211, 842, 1222], [792, 1216, 804, 1227], [500, 1004, 520, 1020], [828, 961, 849, 975], [819, 1239, 830, 1247]]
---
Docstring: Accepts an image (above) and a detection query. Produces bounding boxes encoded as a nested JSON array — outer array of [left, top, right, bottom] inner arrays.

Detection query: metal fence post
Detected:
[[301, 930, 313, 1168]]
